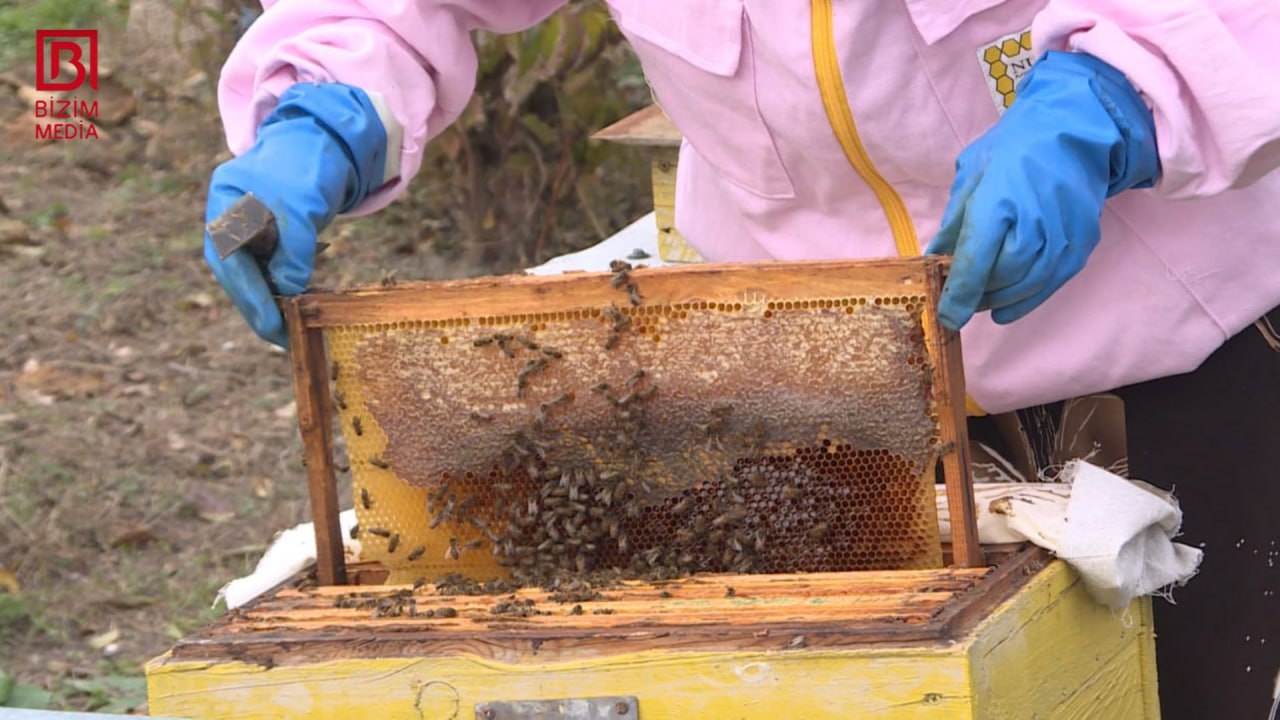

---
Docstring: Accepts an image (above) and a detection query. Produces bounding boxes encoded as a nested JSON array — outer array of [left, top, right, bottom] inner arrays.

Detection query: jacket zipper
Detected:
[[811, 0, 987, 416], [810, 0, 919, 257]]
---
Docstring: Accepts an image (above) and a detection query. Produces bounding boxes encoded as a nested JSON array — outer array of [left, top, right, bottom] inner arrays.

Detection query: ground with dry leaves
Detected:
[[0, 51, 648, 711]]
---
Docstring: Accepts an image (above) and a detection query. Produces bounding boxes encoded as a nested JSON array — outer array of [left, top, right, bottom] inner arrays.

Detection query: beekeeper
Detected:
[[203, 2, 1280, 716]]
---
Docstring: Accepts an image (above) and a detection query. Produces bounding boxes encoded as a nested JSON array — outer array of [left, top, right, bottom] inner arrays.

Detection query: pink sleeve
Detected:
[[1033, 1, 1280, 199], [216, 0, 567, 216]]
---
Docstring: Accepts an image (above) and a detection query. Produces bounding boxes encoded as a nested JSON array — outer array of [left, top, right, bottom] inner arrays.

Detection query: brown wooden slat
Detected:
[[292, 258, 942, 328], [922, 266, 982, 567], [283, 303, 346, 586]]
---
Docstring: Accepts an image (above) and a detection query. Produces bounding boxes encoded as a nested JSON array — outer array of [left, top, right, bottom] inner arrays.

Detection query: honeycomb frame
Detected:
[[281, 257, 980, 586]]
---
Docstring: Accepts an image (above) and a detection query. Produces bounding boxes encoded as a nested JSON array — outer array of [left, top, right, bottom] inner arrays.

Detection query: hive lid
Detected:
[[591, 104, 683, 148]]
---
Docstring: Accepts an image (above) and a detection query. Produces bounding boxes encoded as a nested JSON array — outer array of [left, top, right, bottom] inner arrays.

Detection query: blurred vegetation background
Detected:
[[0, 0, 653, 711]]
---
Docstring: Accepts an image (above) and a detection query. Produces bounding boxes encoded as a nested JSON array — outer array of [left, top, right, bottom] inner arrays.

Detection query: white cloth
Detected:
[[215, 509, 360, 610], [939, 460, 1203, 610], [524, 212, 674, 276]]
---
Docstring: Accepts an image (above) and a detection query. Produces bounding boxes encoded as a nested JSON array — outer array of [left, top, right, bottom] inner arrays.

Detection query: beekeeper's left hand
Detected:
[[926, 51, 1161, 331]]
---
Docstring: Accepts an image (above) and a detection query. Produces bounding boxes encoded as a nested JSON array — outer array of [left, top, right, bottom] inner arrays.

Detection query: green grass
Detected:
[[0, 0, 126, 72]]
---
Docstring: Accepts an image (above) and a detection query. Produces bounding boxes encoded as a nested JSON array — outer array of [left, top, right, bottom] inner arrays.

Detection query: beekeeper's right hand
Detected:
[[203, 82, 390, 348]]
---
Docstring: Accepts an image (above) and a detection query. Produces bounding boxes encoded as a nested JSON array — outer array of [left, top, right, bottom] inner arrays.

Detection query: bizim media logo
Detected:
[[34, 30, 101, 140]]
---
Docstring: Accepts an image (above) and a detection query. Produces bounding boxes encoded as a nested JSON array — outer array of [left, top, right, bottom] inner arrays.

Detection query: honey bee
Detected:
[[379, 269, 397, 287], [517, 336, 539, 350], [725, 586, 736, 598], [604, 331, 620, 350], [463, 538, 485, 551], [332, 390, 348, 410], [406, 546, 425, 561], [609, 260, 633, 274], [782, 485, 801, 501], [330, 360, 341, 382], [436, 607, 458, 618], [591, 382, 610, 394], [635, 386, 657, 401], [349, 524, 360, 539], [351, 416, 364, 436], [603, 304, 627, 326], [412, 577, 427, 591], [360, 487, 373, 509], [388, 533, 401, 553], [370, 456, 390, 470], [473, 335, 495, 347], [626, 284, 642, 306], [367, 527, 392, 538], [445, 538, 461, 561], [671, 497, 693, 515], [807, 522, 830, 540], [541, 347, 564, 359], [518, 358, 547, 381]]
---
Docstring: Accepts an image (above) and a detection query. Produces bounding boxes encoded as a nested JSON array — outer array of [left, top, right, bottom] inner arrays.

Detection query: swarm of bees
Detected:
[[337, 259, 861, 595], [609, 259, 643, 307]]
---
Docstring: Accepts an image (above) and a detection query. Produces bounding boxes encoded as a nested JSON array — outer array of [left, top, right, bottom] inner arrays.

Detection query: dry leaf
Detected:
[[188, 489, 235, 524], [177, 292, 214, 311], [15, 360, 107, 401], [273, 401, 296, 421], [87, 626, 120, 650], [109, 525, 156, 549], [0, 567, 20, 594], [0, 217, 33, 246], [251, 475, 274, 499]]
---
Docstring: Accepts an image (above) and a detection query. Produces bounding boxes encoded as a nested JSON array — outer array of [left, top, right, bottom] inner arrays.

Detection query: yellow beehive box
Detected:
[[146, 547, 1160, 719], [593, 105, 704, 264]]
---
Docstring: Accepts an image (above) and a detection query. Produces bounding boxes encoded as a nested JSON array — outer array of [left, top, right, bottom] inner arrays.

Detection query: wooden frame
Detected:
[[282, 257, 983, 585]]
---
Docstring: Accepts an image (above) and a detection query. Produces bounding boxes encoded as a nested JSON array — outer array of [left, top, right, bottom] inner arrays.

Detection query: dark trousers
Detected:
[[1114, 311, 1280, 719], [968, 309, 1280, 718]]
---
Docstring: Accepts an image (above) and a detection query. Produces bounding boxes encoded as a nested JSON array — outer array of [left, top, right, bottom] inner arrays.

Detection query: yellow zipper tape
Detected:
[[811, 0, 987, 416], [811, 0, 919, 257]]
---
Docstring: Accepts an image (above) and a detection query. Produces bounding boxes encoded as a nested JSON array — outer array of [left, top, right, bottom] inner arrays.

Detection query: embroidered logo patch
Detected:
[[977, 29, 1035, 114]]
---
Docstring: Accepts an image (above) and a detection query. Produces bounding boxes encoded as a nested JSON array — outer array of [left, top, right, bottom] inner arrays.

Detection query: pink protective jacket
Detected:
[[218, 0, 1280, 414]]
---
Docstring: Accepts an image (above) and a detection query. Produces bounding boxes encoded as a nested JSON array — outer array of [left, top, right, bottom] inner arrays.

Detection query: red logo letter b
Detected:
[[36, 30, 98, 92]]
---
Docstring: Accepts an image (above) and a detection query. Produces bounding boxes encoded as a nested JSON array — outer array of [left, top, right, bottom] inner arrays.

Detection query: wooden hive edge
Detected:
[[164, 545, 1046, 668]]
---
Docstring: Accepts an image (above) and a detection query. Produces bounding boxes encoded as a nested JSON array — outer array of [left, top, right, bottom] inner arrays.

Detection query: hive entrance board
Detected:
[[282, 257, 980, 586]]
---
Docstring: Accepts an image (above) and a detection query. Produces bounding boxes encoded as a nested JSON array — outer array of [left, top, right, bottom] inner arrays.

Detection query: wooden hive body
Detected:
[[146, 257, 1162, 717], [145, 547, 1161, 719]]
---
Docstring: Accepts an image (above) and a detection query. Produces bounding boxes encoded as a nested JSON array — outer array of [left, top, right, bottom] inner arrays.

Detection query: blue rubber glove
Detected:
[[204, 82, 389, 347], [926, 51, 1161, 331]]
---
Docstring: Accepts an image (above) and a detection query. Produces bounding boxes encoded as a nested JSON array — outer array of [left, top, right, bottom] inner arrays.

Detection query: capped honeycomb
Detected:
[[324, 272, 947, 586]]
